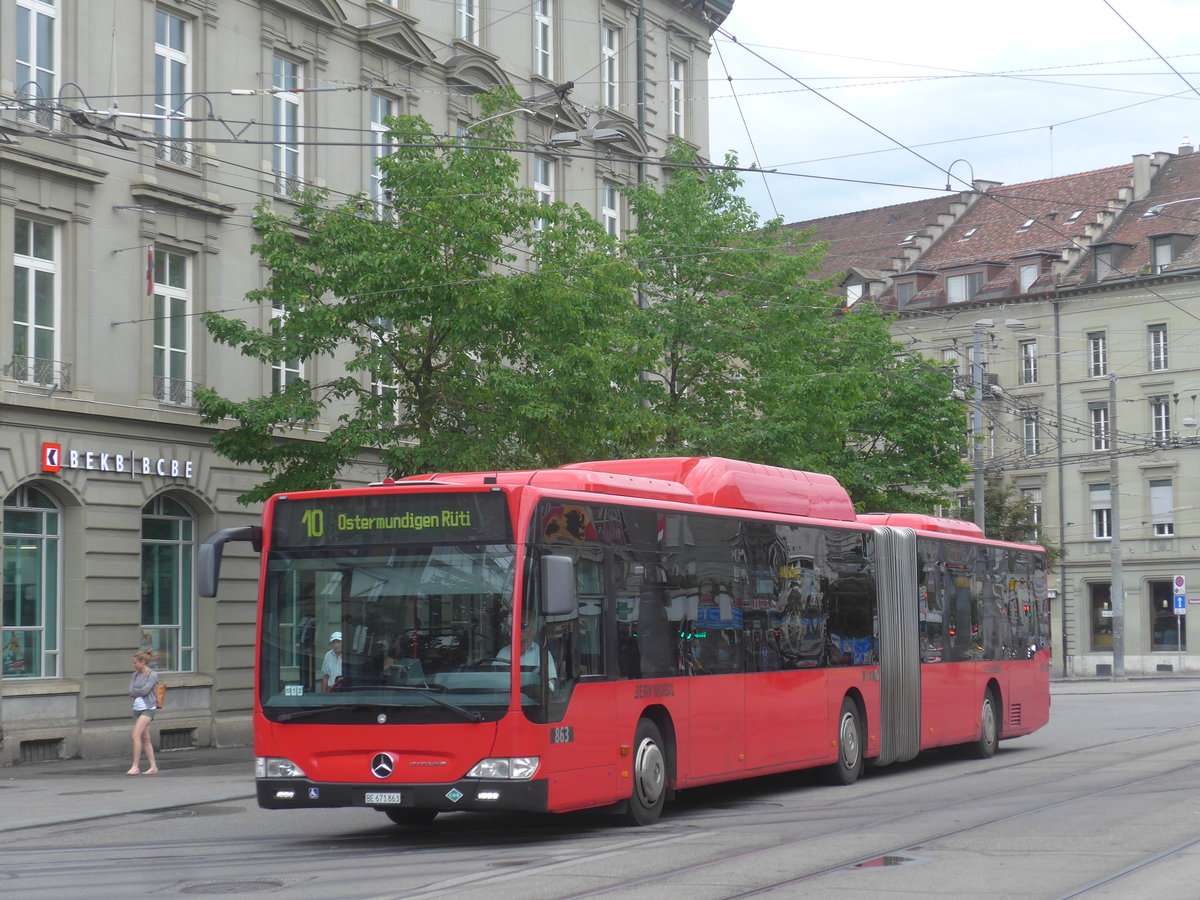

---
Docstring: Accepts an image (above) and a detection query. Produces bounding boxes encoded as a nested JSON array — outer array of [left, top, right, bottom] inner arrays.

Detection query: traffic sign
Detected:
[[1174, 575, 1186, 596], [1174, 595, 1187, 614]]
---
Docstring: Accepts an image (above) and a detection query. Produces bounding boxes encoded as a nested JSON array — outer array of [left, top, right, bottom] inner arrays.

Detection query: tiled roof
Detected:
[[917, 165, 1133, 270], [785, 150, 1200, 310], [784, 194, 969, 281], [1065, 151, 1200, 284]]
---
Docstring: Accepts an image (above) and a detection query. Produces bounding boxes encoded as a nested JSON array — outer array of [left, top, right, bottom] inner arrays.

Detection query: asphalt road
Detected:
[[1, 679, 1198, 899]]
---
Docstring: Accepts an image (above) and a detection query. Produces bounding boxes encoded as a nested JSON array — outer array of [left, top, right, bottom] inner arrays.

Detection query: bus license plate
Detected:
[[365, 792, 404, 805]]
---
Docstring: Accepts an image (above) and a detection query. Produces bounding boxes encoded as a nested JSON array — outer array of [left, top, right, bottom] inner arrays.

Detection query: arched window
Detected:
[[3, 485, 61, 678], [141, 495, 194, 671]]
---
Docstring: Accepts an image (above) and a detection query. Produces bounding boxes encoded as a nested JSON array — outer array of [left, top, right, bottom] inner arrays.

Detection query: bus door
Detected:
[[538, 548, 620, 810], [678, 579, 746, 781]]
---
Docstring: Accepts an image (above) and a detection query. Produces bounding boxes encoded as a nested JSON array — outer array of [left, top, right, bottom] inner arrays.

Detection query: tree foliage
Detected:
[[621, 142, 971, 510], [197, 90, 647, 502], [199, 119, 971, 512]]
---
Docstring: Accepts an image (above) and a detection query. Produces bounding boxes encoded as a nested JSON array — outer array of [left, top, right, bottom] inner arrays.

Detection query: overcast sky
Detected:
[[706, 0, 1200, 223]]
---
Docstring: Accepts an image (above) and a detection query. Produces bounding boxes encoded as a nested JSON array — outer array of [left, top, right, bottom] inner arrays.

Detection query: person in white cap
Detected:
[[321, 632, 343, 692]]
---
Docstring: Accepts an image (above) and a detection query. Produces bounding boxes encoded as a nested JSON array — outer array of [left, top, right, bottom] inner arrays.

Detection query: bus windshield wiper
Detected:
[[367, 684, 484, 722], [274, 704, 363, 722]]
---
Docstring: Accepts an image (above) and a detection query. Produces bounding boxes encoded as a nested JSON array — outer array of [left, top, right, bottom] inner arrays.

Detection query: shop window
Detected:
[[1149, 580, 1185, 651], [2, 485, 61, 678], [141, 495, 195, 672]]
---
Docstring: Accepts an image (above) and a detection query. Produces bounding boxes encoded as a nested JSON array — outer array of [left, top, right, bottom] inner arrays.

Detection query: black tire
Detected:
[[826, 696, 864, 785], [968, 690, 999, 759], [381, 808, 439, 826], [624, 719, 667, 826]]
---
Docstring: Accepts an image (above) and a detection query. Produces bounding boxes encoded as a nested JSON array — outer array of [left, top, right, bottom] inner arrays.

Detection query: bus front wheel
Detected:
[[381, 808, 439, 826], [624, 719, 667, 826], [826, 696, 864, 785]]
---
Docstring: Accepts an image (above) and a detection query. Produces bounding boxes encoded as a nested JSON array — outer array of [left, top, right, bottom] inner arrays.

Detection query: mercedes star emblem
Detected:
[[371, 753, 395, 779]]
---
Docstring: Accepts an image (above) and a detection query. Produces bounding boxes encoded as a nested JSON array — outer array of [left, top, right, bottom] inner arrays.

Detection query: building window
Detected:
[[946, 271, 984, 303], [1148, 323, 1168, 372], [1065, 209, 1083, 224], [958, 226, 978, 241], [1089, 582, 1112, 649], [1089, 402, 1109, 451], [1150, 580, 1185, 651], [369, 317, 402, 424], [1019, 339, 1038, 384], [532, 155, 554, 231], [272, 56, 303, 197], [1017, 218, 1034, 232], [895, 281, 915, 307], [271, 301, 302, 392], [602, 25, 620, 109], [1150, 396, 1171, 443], [370, 93, 396, 212], [1019, 263, 1038, 292], [601, 182, 620, 237], [1152, 237, 1173, 273], [1021, 487, 1043, 531], [141, 496, 194, 673], [1087, 331, 1107, 377], [1150, 479, 1174, 537], [12, 216, 60, 387], [533, 0, 552, 79], [154, 10, 191, 166], [1094, 247, 1116, 280], [15, 0, 56, 126], [2, 485, 61, 678], [456, 0, 479, 43], [845, 283, 864, 307], [668, 56, 685, 136], [153, 249, 192, 405], [1023, 412, 1040, 457], [1090, 484, 1112, 539]]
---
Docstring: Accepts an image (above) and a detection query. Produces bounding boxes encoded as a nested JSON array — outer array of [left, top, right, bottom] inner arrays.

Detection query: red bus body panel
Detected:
[[248, 458, 1050, 818]]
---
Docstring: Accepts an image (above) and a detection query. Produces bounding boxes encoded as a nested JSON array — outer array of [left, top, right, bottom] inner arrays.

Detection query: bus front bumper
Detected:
[[257, 777, 549, 813]]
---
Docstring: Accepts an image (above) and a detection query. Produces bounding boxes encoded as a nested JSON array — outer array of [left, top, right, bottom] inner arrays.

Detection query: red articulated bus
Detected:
[[198, 457, 1050, 826]]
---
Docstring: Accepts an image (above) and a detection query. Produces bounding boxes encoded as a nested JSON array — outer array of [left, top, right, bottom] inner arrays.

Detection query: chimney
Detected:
[[1180, 137, 1193, 155], [1132, 154, 1152, 201]]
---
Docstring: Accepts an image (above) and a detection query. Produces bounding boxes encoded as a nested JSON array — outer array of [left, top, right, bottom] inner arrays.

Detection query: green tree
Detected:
[[621, 142, 971, 510], [197, 91, 646, 503]]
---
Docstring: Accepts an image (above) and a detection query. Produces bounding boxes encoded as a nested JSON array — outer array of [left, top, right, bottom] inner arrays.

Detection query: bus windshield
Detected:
[[258, 492, 523, 723], [260, 543, 518, 722]]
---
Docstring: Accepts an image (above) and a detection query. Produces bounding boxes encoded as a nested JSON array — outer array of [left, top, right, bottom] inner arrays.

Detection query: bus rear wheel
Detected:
[[826, 696, 864, 785], [381, 808, 439, 826], [624, 719, 667, 826], [968, 690, 999, 759]]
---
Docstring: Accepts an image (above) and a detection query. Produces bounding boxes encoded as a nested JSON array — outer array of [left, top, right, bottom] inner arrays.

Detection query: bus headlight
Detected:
[[256, 757, 307, 778], [466, 757, 539, 780]]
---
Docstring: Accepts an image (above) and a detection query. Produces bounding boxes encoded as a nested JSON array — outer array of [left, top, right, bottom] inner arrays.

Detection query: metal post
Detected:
[[1109, 372, 1125, 680], [972, 324, 986, 532]]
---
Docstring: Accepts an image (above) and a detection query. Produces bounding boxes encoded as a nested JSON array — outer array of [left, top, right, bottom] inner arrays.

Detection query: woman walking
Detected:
[[128, 650, 159, 775]]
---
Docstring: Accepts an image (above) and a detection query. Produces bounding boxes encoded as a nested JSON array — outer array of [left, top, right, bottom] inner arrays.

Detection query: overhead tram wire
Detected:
[[712, 37, 779, 219], [1103, 0, 1200, 102]]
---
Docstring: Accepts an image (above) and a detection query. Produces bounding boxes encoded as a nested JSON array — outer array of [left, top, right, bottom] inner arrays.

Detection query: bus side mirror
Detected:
[[197, 526, 262, 597], [541, 554, 578, 619]]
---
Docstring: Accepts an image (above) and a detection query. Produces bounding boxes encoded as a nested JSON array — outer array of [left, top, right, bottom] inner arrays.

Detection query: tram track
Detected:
[[5, 716, 1200, 899]]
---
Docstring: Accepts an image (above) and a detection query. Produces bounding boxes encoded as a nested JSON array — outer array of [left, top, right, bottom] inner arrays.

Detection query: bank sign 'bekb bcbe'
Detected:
[[41, 442, 195, 480]]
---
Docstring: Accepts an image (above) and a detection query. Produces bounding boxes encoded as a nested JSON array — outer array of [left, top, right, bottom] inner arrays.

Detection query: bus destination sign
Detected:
[[271, 492, 511, 549]]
